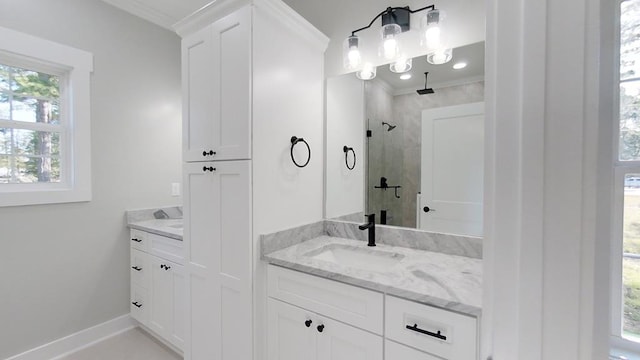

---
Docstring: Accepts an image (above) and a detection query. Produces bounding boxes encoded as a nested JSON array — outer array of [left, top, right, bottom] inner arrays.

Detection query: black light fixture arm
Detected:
[[350, 5, 436, 36]]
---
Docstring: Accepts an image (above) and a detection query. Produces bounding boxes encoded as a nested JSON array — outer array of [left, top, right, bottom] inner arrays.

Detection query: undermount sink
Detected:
[[305, 244, 404, 272]]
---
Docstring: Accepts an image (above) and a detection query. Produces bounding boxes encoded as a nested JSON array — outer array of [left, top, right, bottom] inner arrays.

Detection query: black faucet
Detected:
[[358, 214, 376, 247]]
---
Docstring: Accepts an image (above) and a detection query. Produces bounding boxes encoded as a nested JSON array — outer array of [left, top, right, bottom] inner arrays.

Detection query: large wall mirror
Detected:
[[325, 41, 485, 237]]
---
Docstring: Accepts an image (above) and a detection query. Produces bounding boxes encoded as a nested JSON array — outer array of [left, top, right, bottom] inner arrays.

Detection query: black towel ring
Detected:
[[343, 146, 356, 170], [290, 136, 311, 168]]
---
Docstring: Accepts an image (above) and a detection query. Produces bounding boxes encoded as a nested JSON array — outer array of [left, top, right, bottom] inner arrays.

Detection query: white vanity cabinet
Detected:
[[181, 7, 251, 163], [267, 265, 383, 360], [266, 265, 479, 360], [129, 230, 185, 351]]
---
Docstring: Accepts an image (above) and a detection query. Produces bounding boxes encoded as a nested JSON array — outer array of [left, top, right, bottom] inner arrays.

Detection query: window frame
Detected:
[[0, 26, 92, 206]]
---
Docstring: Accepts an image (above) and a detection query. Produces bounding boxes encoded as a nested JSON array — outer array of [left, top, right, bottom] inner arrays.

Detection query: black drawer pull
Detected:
[[304, 319, 312, 327], [160, 264, 172, 270], [131, 238, 142, 243], [132, 301, 142, 308], [131, 266, 142, 271], [202, 166, 216, 172], [317, 324, 324, 333], [202, 150, 216, 156], [406, 324, 447, 341]]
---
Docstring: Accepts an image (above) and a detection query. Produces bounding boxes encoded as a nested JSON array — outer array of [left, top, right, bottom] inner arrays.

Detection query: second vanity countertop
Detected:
[[263, 235, 482, 317], [129, 219, 183, 241]]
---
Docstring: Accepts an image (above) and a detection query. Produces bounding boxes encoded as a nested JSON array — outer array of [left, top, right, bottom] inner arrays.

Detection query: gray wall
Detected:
[[0, 1, 182, 357]]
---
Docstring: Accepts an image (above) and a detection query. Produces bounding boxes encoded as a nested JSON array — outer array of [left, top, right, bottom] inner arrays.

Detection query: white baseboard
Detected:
[[6, 314, 136, 360]]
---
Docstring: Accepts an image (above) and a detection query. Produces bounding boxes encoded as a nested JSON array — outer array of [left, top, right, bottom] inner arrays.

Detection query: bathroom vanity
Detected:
[[127, 211, 185, 352], [261, 223, 482, 360]]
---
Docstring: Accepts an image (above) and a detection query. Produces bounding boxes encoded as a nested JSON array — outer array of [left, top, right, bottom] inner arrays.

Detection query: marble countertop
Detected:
[[129, 219, 183, 241], [263, 235, 482, 316]]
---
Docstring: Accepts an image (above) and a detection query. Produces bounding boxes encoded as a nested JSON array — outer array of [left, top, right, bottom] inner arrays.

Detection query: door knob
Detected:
[[423, 206, 436, 213]]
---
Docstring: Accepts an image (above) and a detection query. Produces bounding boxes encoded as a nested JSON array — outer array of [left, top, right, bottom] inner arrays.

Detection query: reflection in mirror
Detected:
[[326, 41, 485, 237]]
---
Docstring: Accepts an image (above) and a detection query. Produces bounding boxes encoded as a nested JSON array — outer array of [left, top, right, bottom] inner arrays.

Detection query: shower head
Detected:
[[382, 122, 397, 131], [416, 72, 435, 95]]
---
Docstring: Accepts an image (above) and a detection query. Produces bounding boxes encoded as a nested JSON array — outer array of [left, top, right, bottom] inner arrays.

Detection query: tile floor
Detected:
[[59, 327, 182, 360]]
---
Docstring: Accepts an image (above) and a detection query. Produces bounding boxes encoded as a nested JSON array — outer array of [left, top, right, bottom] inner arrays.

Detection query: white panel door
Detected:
[[267, 298, 317, 360], [316, 315, 383, 360], [419, 102, 484, 237], [183, 160, 251, 360], [181, 7, 252, 162]]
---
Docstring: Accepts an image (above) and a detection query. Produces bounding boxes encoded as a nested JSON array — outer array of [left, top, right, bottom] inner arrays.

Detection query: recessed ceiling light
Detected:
[[400, 73, 412, 80], [453, 62, 467, 70]]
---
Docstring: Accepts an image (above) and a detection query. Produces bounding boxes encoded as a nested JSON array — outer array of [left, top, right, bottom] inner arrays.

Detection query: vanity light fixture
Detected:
[[344, 3, 450, 79]]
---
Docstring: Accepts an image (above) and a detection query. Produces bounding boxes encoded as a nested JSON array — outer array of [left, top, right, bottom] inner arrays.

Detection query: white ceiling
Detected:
[[100, 0, 213, 29]]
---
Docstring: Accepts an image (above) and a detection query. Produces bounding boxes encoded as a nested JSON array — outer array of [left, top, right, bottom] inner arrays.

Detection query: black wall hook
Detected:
[[290, 136, 311, 168], [343, 146, 356, 170]]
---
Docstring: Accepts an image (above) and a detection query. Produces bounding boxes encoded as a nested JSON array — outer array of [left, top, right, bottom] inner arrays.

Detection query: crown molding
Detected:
[[101, 0, 177, 30], [173, 0, 329, 51], [174, 0, 251, 37]]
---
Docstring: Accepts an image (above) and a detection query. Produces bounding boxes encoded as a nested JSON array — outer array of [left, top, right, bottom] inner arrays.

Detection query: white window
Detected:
[[0, 26, 92, 206]]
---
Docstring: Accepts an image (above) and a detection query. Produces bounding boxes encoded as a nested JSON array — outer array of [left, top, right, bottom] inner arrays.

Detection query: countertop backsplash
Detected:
[[261, 219, 482, 259]]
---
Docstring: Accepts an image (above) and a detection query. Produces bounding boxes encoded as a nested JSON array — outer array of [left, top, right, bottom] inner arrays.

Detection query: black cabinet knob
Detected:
[[317, 324, 325, 333], [305, 319, 312, 327], [132, 301, 142, 308], [423, 206, 436, 213], [131, 266, 142, 271]]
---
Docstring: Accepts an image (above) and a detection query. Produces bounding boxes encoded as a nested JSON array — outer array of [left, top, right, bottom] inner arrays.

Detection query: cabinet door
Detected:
[[267, 298, 317, 360], [184, 160, 252, 360], [181, 7, 252, 162], [169, 263, 186, 350], [148, 257, 173, 337], [315, 315, 383, 360]]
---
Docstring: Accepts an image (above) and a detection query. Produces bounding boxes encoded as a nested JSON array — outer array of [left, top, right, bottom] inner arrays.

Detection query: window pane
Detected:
[[0, 154, 60, 184], [0, 65, 8, 91], [10, 97, 59, 124], [0, 95, 9, 120], [0, 128, 60, 156], [620, 81, 640, 161], [622, 0, 640, 81], [624, 174, 640, 337], [11, 67, 59, 98]]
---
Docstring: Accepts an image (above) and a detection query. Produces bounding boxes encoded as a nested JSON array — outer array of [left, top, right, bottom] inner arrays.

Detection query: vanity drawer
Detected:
[[130, 229, 149, 252], [148, 232, 184, 265], [385, 295, 477, 360], [267, 265, 384, 334], [130, 285, 149, 325], [385, 340, 443, 360], [130, 249, 150, 288]]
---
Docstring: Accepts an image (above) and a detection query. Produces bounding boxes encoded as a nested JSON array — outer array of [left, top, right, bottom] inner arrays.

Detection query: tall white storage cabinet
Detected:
[[177, 0, 328, 359]]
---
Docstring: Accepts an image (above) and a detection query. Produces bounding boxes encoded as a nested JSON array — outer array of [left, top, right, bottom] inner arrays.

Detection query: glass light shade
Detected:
[[421, 9, 446, 50], [343, 35, 361, 70], [389, 57, 412, 73], [356, 63, 377, 80], [379, 24, 401, 60], [426, 48, 453, 65]]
